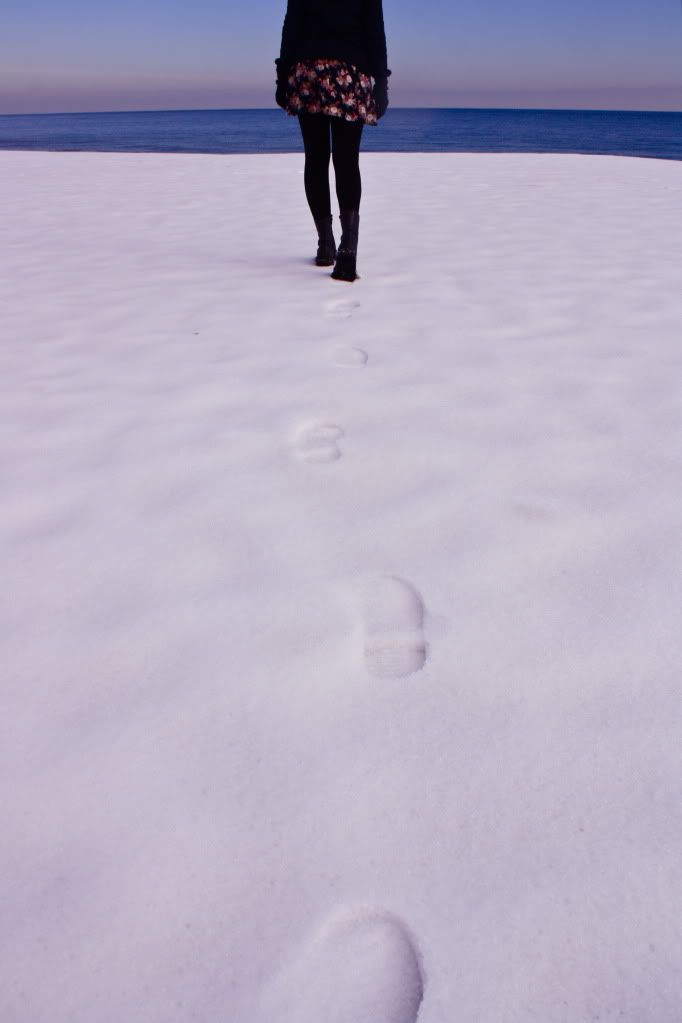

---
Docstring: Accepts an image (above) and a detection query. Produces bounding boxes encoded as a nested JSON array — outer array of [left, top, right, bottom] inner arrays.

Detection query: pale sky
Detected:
[[1, 0, 681, 114]]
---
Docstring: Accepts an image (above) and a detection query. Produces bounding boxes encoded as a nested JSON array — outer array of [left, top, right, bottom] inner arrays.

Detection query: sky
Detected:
[[1, 0, 681, 115]]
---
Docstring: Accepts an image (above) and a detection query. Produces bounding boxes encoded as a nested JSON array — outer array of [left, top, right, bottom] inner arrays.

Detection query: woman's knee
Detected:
[[305, 152, 332, 180]]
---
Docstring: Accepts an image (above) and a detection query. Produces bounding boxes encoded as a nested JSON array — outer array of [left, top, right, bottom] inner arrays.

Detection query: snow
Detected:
[[1, 149, 682, 1023]]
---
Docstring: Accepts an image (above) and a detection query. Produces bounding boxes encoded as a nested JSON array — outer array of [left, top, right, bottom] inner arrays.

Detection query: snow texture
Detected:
[[2, 150, 682, 1023]]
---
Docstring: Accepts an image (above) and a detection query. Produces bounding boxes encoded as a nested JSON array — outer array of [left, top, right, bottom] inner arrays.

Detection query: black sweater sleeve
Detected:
[[367, 0, 389, 78], [278, 0, 300, 69]]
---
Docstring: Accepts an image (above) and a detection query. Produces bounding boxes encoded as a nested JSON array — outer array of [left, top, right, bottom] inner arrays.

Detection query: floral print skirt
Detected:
[[285, 59, 378, 126]]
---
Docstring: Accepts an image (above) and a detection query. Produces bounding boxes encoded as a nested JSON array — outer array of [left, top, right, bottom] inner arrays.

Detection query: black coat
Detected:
[[278, 0, 389, 79]]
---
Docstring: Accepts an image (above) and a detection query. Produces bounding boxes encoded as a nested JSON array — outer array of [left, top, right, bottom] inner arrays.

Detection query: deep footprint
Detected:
[[325, 298, 361, 320], [293, 422, 344, 464], [333, 345, 368, 368], [364, 576, 427, 678], [261, 907, 424, 1023]]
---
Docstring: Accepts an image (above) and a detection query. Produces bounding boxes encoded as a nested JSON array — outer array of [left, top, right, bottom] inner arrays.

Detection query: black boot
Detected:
[[314, 216, 337, 267], [331, 210, 360, 282]]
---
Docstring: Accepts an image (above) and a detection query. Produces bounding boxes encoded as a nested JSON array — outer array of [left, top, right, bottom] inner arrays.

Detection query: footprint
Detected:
[[364, 576, 427, 678], [260, 906, 424, 1023], [293, 422, 344, 464], [325, 298, 361, 320], [333, 345, 368, 368]]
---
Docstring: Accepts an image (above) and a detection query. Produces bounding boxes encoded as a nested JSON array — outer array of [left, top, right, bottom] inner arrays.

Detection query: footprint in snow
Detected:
[[364, 576, 427, 678], [325, 298, 361, 320], [293, 422, 344, 464], [260, 906, 424, 1023], [333, 345, 368, 368]]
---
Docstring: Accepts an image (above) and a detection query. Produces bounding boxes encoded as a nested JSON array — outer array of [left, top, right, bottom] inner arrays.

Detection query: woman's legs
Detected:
[[298, 113, 365, 218], [330, 117, 364, 212], [297, 112, 364, 280], [298, 113, 332, 220]]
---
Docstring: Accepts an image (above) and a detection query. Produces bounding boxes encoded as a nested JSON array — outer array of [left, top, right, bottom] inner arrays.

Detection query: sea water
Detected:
[[0, 108, 680, 161]]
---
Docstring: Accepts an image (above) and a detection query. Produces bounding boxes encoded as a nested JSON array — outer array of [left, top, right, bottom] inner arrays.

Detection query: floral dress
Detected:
[[284, 58, 378, 126]]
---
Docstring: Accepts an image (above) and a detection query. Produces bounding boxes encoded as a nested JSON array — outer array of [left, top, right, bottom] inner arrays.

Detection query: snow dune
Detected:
[[2, 150, 682, 1022]]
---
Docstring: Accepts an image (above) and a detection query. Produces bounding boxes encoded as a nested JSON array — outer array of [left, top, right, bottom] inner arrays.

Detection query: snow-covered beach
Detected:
[[2, 150, 682, 1022]]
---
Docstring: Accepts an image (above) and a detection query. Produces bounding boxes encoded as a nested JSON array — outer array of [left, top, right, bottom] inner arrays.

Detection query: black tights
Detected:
[[298, 113, 364, 221]]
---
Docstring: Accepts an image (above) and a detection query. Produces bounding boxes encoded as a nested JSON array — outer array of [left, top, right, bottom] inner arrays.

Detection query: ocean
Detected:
[[0, 108, 680, 161]]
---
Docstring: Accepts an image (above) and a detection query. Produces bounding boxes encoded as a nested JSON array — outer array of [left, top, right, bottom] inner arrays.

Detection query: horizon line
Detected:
[[2, 104, 681, 118]]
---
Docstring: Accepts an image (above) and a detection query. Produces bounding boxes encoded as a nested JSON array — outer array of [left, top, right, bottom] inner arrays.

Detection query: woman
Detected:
[[275, 0, 391, 282]]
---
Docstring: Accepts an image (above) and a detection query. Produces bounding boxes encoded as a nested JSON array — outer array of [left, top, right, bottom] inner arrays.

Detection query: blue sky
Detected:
[[1, 0, 681, 114]]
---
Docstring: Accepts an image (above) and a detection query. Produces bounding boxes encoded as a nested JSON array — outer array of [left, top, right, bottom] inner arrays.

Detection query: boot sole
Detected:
[[331, 271, 359, 282]]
